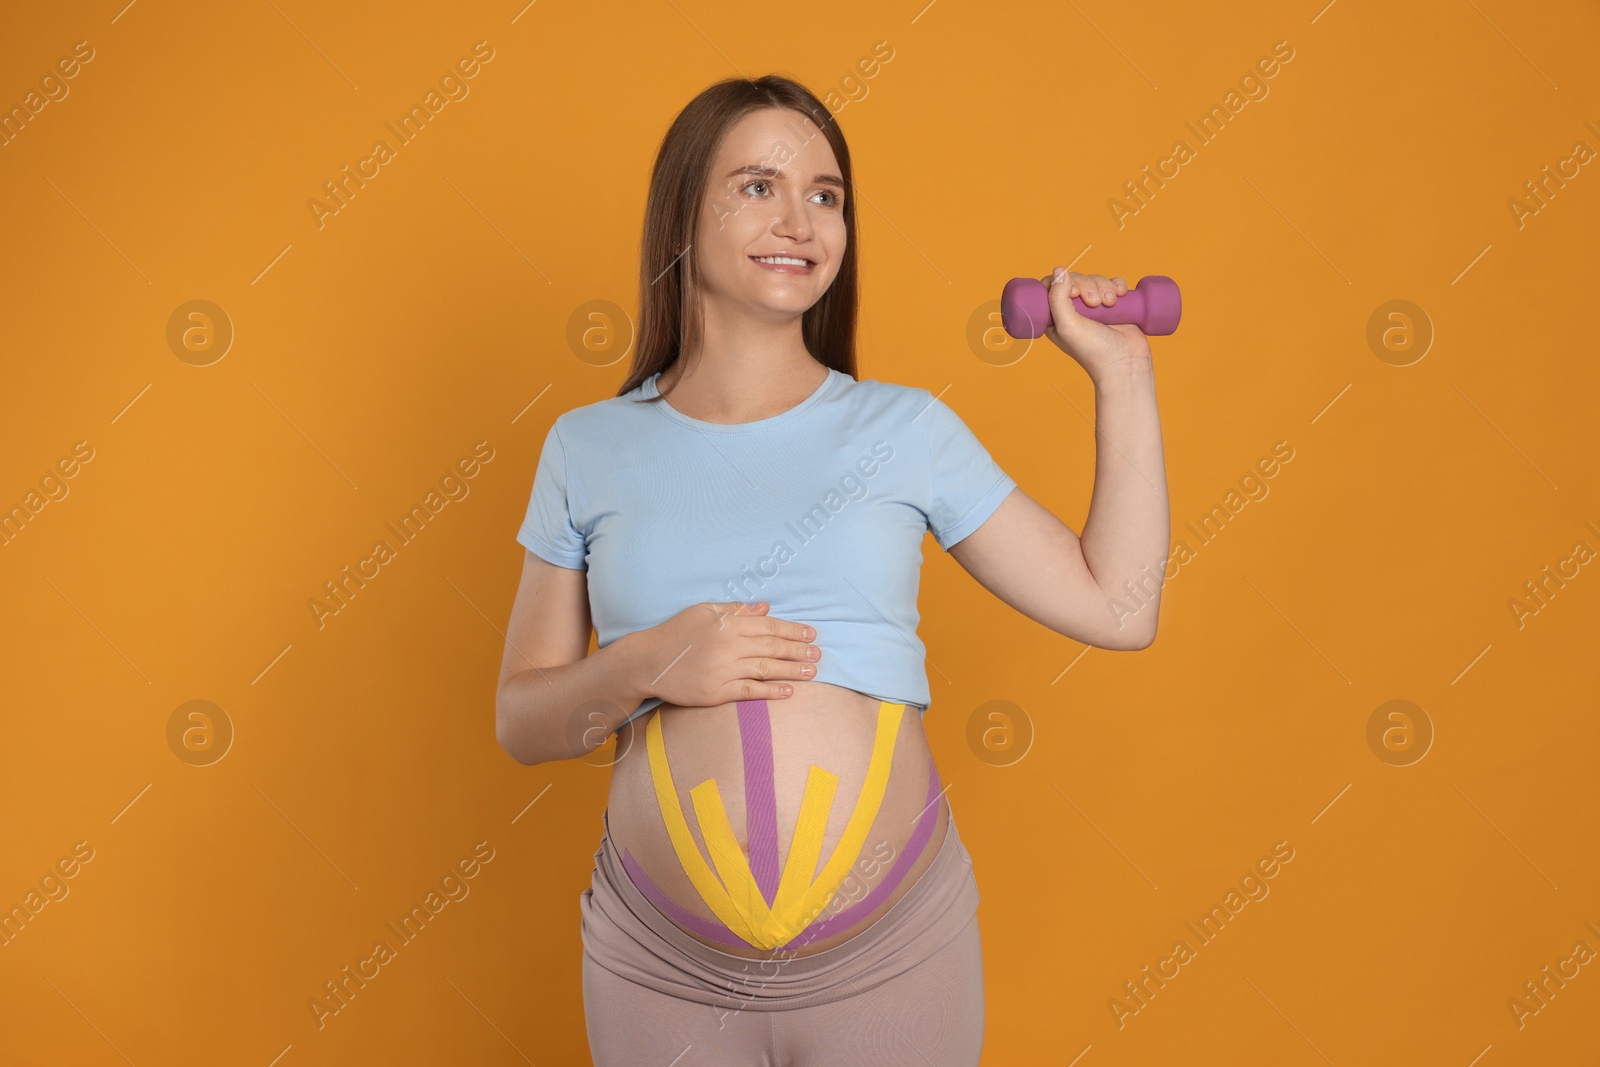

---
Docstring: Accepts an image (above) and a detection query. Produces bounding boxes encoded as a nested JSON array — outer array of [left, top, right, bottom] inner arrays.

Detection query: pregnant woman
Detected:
[[496, 75, 1169, 1066]]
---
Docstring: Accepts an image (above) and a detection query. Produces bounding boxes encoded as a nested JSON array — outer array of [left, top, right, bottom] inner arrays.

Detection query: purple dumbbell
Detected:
[[1000, 274, 1182, 339]]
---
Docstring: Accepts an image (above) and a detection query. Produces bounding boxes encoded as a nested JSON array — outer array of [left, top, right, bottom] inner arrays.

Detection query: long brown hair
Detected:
[[616, 74, 859, 401]]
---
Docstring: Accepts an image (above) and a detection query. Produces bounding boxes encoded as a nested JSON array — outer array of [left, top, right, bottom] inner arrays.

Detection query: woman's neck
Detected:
[[658, 339, 826, 425]]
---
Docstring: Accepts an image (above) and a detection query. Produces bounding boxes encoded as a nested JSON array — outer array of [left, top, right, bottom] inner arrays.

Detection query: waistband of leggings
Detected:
[[583, 804, 981, 1009]]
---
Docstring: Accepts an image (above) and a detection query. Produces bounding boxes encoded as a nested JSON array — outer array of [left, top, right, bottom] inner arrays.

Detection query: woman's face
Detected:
[[692, 107, 847, 323]]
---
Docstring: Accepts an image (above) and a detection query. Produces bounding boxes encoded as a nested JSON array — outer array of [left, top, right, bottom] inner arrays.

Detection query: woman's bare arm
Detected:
[[495, 549, 650, 767], [495, 551, 821, 766], [950, 363, 1168, 650], [948, 270, 1170, 651]]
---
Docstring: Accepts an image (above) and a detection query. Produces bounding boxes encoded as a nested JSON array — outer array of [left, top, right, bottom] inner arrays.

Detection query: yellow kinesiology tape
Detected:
[[643, 700, 904, 950]]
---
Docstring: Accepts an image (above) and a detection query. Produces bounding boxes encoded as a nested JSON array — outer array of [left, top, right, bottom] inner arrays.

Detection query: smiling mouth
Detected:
[[749, 255, 817, 270]]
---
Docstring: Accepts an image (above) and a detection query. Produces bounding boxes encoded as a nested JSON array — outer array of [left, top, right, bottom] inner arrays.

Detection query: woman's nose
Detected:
[[772, 195, 813, 241]]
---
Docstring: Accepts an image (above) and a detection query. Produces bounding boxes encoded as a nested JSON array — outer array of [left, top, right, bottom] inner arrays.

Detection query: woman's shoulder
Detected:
[[835, 371, 937, 411], [550, 387, 658, 436], [833, 373, 949, 440]]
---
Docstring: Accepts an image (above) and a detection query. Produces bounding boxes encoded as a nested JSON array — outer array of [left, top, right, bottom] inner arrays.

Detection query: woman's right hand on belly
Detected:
[[626, 600, 821, 708]]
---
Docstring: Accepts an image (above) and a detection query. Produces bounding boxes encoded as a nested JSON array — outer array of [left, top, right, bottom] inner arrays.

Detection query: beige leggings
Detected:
[[580, 806, 986, 1066]]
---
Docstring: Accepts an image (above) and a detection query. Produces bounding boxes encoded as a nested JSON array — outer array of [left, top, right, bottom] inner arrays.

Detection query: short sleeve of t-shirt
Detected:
[[922, 394, 1018, 551], [517, 421, 588, 569]]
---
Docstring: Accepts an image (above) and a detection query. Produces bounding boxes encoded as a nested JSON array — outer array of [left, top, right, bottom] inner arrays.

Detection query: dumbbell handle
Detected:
[[1000, 275, 1182, 338]]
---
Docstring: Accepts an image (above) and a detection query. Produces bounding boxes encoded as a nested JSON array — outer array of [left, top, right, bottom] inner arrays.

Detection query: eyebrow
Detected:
[[727, 164, 846, 191]]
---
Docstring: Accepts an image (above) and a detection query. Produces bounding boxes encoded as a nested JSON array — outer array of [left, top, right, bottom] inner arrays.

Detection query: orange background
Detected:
[[2, 1, 1597, 1064]]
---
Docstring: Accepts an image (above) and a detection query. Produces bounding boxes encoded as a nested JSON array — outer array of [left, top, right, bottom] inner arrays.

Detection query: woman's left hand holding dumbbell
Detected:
[[1040, 267, 1152, 384]]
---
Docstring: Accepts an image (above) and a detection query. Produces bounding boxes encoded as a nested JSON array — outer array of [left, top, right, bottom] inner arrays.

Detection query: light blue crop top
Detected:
[[515, 366, 1017, 727]]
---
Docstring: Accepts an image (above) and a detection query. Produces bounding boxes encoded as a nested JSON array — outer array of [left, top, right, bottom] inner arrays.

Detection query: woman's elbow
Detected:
[[496, 727, 539, 767], [495, 697, 549, 767], [1097, 619, 1159, 651]]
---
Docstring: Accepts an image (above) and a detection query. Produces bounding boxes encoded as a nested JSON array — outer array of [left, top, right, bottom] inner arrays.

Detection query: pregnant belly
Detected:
[[605, 681, 949, 960]]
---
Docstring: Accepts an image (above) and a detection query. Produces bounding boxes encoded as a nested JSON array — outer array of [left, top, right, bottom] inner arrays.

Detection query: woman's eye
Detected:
[[741, 180, 841, 208]]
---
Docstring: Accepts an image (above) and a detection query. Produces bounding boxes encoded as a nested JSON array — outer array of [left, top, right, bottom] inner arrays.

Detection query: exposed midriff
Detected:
[[604, 681, 949, 959]]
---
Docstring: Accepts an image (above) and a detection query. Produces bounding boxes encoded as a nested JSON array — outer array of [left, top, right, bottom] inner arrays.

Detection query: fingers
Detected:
[[750, 631, 820, 664], [738, 630, 821, 692], [712, 602, 818, 651], [704, 598, 768, 631], [1048, 268, 1083, 325], [727, 608, 814, 644], [726, 653, 814, 705], [709, 604, 820, 700], [743, 653, 818, 683], [770, 616, 816, 643], [1048, 269, 1124, 308], [729, 679, 798, 702], [1068, 271, 1120, 307]]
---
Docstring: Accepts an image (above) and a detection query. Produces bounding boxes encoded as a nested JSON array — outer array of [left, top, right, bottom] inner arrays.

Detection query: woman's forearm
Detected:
[[1079, 360, 1171, 648], [495, 633, 653, 767]]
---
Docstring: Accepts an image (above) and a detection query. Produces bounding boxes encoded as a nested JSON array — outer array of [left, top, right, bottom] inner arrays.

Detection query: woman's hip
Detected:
[[579, 797, 982, 1013]]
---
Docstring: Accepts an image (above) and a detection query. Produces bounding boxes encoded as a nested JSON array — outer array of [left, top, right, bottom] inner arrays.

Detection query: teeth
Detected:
[[753, 255, 812, 266]]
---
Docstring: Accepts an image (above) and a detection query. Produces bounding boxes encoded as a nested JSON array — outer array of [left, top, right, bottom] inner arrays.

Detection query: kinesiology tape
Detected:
[[622, 749, 943, 950], [623, 698, 942, 950]]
